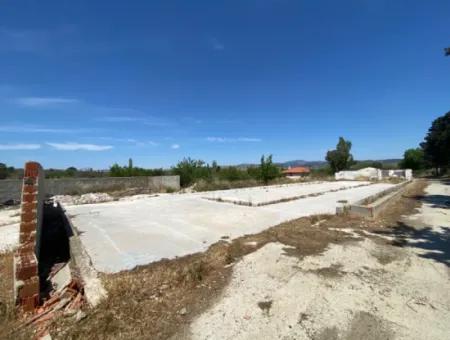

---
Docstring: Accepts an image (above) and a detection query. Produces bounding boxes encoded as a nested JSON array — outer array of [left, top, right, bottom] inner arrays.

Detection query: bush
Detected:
[[172, 158, 212, 187], [109, 161, 166, 177], [259, 155, 281, 184], [399, 148, 426, 171]]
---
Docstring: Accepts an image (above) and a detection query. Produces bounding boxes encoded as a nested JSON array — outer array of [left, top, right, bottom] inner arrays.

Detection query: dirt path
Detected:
[[185, 180, 450, 340]]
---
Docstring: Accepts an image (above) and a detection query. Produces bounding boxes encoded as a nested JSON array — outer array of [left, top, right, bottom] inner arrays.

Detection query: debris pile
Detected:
[[52, 192, 114, 205], [27, 263, 85, 339]]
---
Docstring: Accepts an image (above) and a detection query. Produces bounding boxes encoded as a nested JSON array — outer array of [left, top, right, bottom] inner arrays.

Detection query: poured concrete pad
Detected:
[[64, 182, 394, 273], [202, 181, 369, 206]]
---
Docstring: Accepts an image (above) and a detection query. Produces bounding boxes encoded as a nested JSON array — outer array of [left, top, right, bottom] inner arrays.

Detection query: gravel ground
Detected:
[[187, 180, 450, 340], [0, 207, 20, 253]]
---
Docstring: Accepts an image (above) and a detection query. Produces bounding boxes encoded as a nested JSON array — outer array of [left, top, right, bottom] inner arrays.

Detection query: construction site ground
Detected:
[[1, 179, 449, 339]]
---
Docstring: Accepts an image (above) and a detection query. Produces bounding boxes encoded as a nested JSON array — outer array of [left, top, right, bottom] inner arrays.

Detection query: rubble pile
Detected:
[[26, 263, 85, 339], [52, 192, 114, 205]]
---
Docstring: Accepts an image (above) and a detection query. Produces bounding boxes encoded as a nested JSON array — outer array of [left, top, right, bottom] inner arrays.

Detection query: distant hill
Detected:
[[278, 160, 327, 169], [237, 159, 401, 169]]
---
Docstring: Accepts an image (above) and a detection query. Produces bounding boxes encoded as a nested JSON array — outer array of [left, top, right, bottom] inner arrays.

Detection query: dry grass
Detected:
[[0, 252, 33, 340], [48, 180, 429, 339]]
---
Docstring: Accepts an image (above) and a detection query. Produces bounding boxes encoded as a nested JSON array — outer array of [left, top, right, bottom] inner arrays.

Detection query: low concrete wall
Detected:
[[0, 179, 22, 203], [59, 201, 106, 306], [344, 180, 412, 218], [0, 176, 180, 203]]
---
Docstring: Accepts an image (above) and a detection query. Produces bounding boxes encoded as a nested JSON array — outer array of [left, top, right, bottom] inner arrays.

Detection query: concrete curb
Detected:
[[337, 180, 412, 218], [59, 202, 107, 307]]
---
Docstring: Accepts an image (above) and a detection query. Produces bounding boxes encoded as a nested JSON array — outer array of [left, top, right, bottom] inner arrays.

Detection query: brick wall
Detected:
[[14, 162, 45, 312]]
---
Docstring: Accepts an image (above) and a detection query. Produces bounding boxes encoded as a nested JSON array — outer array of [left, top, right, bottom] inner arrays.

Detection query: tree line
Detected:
[[1, 111, 448, 183], [324, 111, 449, 175]]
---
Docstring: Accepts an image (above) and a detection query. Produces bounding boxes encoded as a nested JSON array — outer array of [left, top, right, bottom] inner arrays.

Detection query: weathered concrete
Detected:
[[345, 181, 411, 218], [0, 179, 22, 203], [202, 181, 370, 206], [59, 202, 107, 306], [64, 182, 394, 273], [0, 175, 180, 203]]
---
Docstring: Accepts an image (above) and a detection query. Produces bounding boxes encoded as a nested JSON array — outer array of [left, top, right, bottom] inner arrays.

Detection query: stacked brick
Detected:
[[14, 162, 45, 312]]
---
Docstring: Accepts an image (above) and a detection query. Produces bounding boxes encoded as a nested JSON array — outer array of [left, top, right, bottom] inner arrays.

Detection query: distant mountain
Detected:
[[236, 160, 326, 169], [278, 160, 327, 169], [237, 159, 401, 169]]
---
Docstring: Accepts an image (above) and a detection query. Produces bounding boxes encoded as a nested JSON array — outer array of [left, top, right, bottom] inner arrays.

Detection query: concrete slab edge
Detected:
[[203, 183, 372, 207], [59, 202, 107, 307], [343, 180, 413, 218]]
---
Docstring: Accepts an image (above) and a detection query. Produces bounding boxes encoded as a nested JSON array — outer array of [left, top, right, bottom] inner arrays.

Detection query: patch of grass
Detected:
[[257, 300, 273, 315], [0, 252, 33, 340], [305, 264, 346, 278], [164, 187, 177, 193]]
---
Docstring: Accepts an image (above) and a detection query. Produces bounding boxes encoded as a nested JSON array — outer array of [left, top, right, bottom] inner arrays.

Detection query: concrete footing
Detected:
[[337, 180, 412, 218], [59, 202, 107, 307]]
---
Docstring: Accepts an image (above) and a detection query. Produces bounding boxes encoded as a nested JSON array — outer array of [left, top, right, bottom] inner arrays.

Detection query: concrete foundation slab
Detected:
[[64, 182, 394, 273], [201, 181, 370, 206]]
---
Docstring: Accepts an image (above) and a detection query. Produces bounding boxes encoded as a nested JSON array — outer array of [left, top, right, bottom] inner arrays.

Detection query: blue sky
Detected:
[[0, 0, 448, 169]]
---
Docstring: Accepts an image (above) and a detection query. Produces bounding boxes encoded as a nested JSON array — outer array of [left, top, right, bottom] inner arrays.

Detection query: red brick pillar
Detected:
[[14, 161, 45, 312]]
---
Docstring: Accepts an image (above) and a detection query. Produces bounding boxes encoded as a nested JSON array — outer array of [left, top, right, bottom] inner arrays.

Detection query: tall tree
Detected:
[[400, 148, 425, 171], [420, 111, 450, 174], [259, 155, 280, 184], [325, 137, 354, 173], [0, 163, 8, 179]]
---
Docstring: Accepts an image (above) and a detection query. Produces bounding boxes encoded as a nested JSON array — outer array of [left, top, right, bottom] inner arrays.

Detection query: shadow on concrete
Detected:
[[373, 223, 450, 267], [373, 184, 450, 267], [411, 195, 450, 209], [39, 201, 72, 298]]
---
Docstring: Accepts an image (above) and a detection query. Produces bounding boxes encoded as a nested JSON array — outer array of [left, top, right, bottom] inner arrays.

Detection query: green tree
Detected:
[[259, 155, 280, 184], [65, 167, 78, 177], [172, 158, 209, 187], [400, 148, 425, 171], [420, 111, 450, 175], [211, 160, 220, 173], [0, 163, 16, 179], [0, 163, 8, 179], [325, 137, 354, 173]]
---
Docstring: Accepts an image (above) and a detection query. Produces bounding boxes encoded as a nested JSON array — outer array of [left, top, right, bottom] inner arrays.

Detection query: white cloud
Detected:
[[171, 144, 180, 149], [0, 28, 50, 53], [97, 137, 158, 147], [206, 137, 262, 143], [0, 125, 95, 134], [46, 142, 113, 151], [96, 116, 141, 123], [0, 143, 41, 150], [98, 137, 138, 143], [15, 96, 79, 107], [210, 37, 225, 50], [136, 141, 159, 147], [96, 114, 170, 127]]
